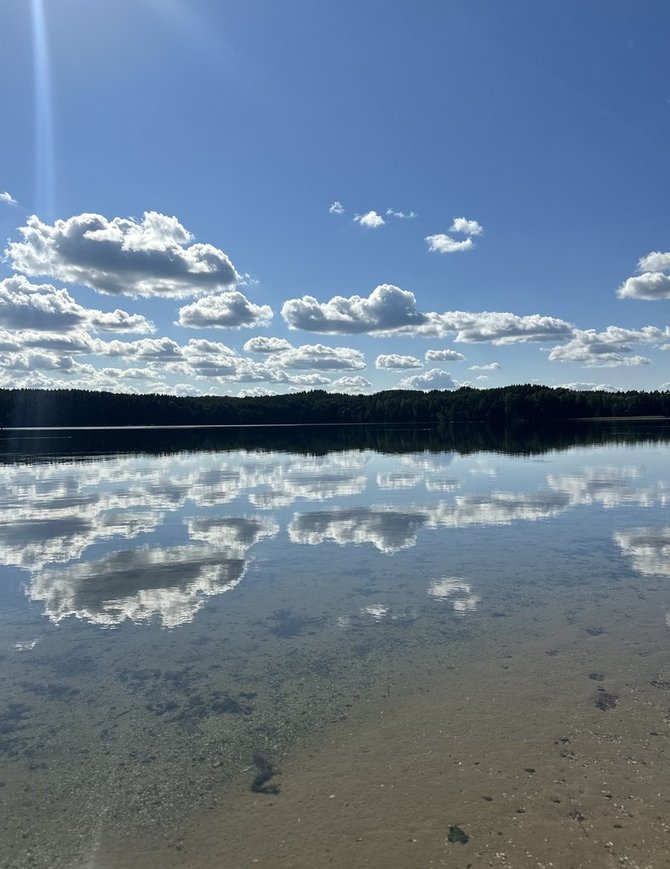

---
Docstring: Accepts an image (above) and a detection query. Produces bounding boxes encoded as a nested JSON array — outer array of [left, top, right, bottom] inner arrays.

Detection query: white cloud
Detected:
[[558, 382, 621, 392], [329, 201, 345, 215], [354, 210, 385, 228], [638, 250, 670, 273], [449, 217, 483, 236], [398, 368, 458, 391], [386, 208, 417, 219], [282, 285, 573, 343], [375, 354, 422, 369], [176, 291, 273, 328], [243, 335, 293, 354], [0, 275, 153, 334], [548, 326, 668, 367], [6, 211, 239, 298], [330, 375, 372, 392], [282, 284, 427, 334], [617, 272, 670, 300], [266, 343, 366, 371], [0, 191, 17, 206], [425, 348, 466, 362], [425, 234, 474, 254], [468, 362, 501, 371]]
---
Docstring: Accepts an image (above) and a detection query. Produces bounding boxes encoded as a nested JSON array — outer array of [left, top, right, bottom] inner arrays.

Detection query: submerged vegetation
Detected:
[[0, 384, 668, 430]]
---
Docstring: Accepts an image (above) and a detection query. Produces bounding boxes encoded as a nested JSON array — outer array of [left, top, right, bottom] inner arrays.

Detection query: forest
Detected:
[[0, 384, 668, 429]]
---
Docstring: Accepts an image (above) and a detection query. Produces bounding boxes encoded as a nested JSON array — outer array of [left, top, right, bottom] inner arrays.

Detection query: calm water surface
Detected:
[[1, 425, 669, 868]]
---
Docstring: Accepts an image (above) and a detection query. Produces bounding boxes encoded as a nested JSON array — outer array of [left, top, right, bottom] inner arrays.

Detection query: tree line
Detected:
[[0, 384, 668, 430]]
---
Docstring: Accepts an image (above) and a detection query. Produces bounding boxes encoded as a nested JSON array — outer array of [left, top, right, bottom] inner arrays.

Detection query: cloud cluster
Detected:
[[425, 215, 483, 254], [617, 248, 670, 300], [0, 276, 153, 334], [6, 211, 239, 297], [548, 326, 668, 367], [282, 284, 573, 343], [386, 208, 417, 220]]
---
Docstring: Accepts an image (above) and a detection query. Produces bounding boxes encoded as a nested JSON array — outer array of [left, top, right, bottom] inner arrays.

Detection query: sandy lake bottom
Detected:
[[1, 428, 669, 868]]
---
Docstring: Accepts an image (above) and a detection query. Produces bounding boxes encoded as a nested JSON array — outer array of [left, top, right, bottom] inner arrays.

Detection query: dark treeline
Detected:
[[0, 384, 668, 430]]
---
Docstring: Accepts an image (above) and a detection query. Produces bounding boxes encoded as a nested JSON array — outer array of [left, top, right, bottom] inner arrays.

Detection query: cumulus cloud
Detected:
[[450, 217, 483, 236], [176, 291, 273, 328], [0, 191, 17, 206], [398, 368, 458, 391], [468, 362, 501, 371], [386, 208, 417, 219], [638, 250, 670, 273], [329, 201, 345, 214], [375, 354, 422, 370], [354, 210, 385, 228], [425, 348, 465, 362], [6, 211, 239, 298], [266, 343, 366, 371], [0, 275, 153, 334], [617, 272, 670, 300], [282, 284, 427, 334], [243, 335, 293, 354], [282, 285, 573, 343], [548, 326, 668, 367], [425, 215, 483, 254], [616, 245, 670, 300], [330, 375, 372, 392], [425, 234, 473, 254]]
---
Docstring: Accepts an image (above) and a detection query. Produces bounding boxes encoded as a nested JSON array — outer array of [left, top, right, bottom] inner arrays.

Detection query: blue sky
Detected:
[[1, 0, 669, 396]]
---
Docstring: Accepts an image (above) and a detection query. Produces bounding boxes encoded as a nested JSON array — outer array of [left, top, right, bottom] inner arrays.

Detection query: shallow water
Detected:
[[1, 424, 669, 868]]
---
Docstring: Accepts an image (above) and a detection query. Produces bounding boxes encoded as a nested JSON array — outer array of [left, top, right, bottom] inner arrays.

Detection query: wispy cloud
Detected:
[[329, 201, 345, 214], [0, 191, 17, 206], [468, 362, 501, 371], [386, 208, 417, 219]]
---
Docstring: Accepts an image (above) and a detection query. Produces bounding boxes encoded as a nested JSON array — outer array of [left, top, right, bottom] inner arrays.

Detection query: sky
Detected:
[[1, 0, 669, 398]]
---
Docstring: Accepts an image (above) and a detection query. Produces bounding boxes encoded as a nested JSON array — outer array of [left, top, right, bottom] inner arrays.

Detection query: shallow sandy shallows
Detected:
[[102, 585, 670, 869]]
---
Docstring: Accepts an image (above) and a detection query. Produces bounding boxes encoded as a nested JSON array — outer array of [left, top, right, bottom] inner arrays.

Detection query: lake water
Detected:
[[1, 423, 669, 868]]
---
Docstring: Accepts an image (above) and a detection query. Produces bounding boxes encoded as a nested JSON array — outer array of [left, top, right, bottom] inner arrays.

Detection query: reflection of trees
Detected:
[[614, 528, 670, 577]]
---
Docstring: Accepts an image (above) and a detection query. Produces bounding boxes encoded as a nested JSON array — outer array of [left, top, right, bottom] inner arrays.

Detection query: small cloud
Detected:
[[354, 210, 385, 229], [243, 336, 293, 354], [0, 191, 17, 206], [475, 375, 489, 381], [375, 354, 422, 370], [330, 375, 373, 393], [398, 368, 458, 391], [425, 234, 474, 254], [468, 362, 501, 371], [386, 208, 417, 220], [450, 217, 483, 237], [425, 348, 465, 362], [329, 201, 345, 215]]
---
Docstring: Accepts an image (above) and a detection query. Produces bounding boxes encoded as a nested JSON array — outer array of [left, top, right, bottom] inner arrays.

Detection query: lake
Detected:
[[1, 422, 669, 868]]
